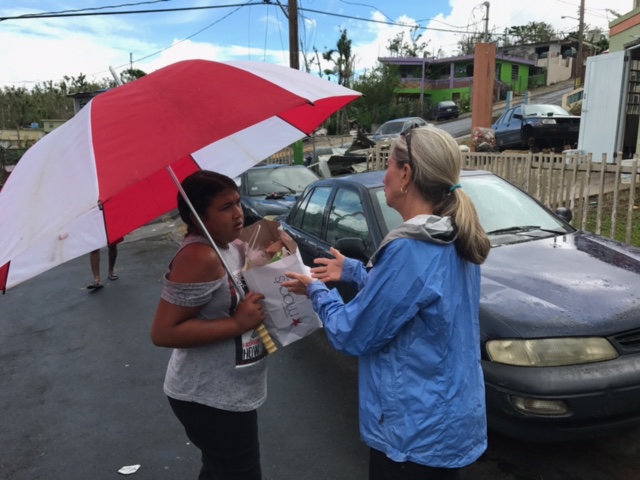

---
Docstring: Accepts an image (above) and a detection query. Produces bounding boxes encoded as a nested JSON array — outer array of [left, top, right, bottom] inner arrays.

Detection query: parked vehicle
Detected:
[[370, 117, 431, 142], [427, 100, 460, 121], [492, 104, 580, 151], [235, 164, 319, 226], [278, 169, 640, 442]]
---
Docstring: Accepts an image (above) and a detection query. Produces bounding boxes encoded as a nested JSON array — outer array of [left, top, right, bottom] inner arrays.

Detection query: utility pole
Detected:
[[288, 0, 299, 70], [577, 0, 585, 87], [287, 0, 302, 163], [483, 2, 490, 42], [273, 0, 299, 69]]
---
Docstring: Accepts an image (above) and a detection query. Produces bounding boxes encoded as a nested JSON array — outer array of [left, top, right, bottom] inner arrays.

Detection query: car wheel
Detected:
[[522, 127, 535, 150]]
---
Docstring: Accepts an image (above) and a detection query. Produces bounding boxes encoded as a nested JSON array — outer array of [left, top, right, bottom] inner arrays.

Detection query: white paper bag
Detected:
[[240, 220, 322, 347]]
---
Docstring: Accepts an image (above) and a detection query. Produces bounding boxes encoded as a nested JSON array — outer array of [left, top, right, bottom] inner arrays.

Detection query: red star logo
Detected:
[[291, 318, 301, 327]]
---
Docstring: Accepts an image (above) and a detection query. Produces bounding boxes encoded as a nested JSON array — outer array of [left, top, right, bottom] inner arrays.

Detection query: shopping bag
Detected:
[[240, 219, 322, 347]]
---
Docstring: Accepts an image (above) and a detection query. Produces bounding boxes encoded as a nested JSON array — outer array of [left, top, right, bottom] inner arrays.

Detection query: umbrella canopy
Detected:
[[0, 60, 361, 291]]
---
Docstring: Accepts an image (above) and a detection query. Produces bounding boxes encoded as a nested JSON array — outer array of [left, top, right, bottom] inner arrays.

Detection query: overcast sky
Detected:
[[0, 0, 629, 88]]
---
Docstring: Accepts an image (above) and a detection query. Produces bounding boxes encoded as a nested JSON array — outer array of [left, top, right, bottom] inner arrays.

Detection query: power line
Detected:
[[109, 2, 252, 72], [12, 0, 171, 19], [337, 0, 395, 23], [0, 3, 253, 22], [0, 2, 490, 35]]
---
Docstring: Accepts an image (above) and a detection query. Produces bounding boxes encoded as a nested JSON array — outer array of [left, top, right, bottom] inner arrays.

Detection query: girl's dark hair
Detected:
[[177, 170, 238, 235]]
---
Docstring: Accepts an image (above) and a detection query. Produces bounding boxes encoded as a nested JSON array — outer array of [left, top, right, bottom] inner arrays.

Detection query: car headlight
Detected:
[[486, 337, 618, 367]]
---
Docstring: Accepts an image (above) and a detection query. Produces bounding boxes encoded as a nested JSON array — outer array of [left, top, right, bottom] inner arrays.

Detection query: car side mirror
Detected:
[[555, 207, 573, 223], [335, 237, 367, 260]]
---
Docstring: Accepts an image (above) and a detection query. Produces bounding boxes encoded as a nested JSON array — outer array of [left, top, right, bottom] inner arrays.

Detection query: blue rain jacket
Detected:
[[308, 215, 487, 468]]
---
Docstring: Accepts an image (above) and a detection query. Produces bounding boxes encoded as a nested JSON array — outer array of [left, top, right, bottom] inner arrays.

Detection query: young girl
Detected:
[[151, 170, 267, 480]]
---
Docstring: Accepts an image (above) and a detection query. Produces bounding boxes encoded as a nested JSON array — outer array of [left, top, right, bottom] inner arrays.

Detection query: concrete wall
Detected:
[[610, 8, 640, 52], [0, 128, 44, 149], [546, 55, 573, 85]]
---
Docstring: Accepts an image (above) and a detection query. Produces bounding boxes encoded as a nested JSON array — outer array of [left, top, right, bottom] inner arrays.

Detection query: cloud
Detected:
[[0, 0, 631, 88]]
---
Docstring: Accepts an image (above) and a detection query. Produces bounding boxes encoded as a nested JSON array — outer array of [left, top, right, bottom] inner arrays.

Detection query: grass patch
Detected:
[[583, 188, 640, 247]]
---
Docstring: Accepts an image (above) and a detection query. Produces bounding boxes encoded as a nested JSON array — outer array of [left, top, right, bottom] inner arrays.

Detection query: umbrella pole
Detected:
[[166, 167, 277, 354]]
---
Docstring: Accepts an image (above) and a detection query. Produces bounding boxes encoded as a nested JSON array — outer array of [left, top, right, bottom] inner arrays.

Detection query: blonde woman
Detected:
[[284, 126, 491, 480]]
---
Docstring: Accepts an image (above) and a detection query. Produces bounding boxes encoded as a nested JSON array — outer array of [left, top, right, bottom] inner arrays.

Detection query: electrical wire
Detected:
[[263, 2, 269, 62], [248, 0, 251, 60], [338, 0, 395, 23], [5, 0, 170, 19], [0, 3, 253, 22], [110, 2, 254, 74], [2, 2, 529, 36], [276, 3, 288, 65]]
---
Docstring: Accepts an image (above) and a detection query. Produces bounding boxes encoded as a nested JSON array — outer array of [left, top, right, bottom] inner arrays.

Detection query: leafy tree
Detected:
[[456, 31, 501, 55], [0, 68, 147, 129], [322, 29, 355, 87], [302, 46, 324, 77], [457, 32, 485, 55], [387, 27, 430, 58], [323, 29, 356, 133], [349, 64, 407, 131], [120, 68, 147, 83], [506, 21, 556, 45]]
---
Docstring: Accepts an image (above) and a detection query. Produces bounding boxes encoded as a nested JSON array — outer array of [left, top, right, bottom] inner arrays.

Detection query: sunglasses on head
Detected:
[[400, 123, 420, 171]]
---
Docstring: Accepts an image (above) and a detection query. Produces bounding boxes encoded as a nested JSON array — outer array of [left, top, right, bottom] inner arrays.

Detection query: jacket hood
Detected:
[[369, 214, 456, 266]]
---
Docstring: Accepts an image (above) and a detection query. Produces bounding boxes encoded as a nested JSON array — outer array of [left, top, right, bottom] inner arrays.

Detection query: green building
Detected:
[[378, 54, 535, 117]]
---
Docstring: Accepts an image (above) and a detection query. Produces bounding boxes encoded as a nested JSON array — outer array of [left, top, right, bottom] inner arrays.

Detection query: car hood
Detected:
[[481, 231, 640, 339], [244, 196, 297, 216]]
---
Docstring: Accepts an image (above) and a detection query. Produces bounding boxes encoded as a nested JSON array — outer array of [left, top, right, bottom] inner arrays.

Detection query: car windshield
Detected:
[[246, 167, 318, 197], [371, 174, 571, 242], [461, 174, 571, 241], [439, 101, 456, 107], [377, 121, 405, 136], [524, 105, 570, 117]]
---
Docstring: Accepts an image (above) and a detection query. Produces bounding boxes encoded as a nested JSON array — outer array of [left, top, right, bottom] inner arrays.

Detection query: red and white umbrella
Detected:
[[0, 59, 361, 292]]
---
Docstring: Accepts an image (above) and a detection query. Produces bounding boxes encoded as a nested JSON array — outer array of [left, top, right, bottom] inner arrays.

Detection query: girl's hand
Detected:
[[310, 247, 345, 283], [283, 272, 314, 298], [233, 291, 266, 332]]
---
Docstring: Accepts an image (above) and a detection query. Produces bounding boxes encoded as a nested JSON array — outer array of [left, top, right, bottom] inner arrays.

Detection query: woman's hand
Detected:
[[233, 291, 266, 332], [282, 272, 314, 298], [311, 247, 345, 283]]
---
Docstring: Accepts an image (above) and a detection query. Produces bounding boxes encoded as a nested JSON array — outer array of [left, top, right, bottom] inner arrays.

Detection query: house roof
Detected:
[[498, 37, 602, 53], [66, 89, 109, 99], [378, 53, 535, 66]]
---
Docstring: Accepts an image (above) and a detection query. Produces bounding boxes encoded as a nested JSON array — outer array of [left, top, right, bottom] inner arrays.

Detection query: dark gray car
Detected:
[[370, 117, 431, 142], [427, 100, 460, 121], [278, 169, 640, 442]]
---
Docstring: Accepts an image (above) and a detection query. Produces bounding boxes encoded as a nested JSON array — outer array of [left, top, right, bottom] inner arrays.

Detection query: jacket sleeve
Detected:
[[341, 257, 368, 289], [308, 239, 443, 356]]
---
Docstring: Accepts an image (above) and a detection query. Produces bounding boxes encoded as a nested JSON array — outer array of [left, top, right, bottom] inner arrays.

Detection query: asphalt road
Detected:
[[0, 235, 369, 480], [2, 228, 640, 480]]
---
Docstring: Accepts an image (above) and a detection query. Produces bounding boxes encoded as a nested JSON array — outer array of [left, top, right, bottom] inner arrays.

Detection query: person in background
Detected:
[[151, 170, 268, 480], [87, 241, 121, 291], [283, 126, 491, 480]]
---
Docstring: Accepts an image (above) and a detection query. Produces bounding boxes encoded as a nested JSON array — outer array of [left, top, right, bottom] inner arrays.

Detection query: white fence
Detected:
[[267, 145, 640, 246]]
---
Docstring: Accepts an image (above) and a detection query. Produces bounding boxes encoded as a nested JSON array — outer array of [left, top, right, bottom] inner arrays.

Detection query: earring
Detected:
[[400, 186, 408, 194]]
